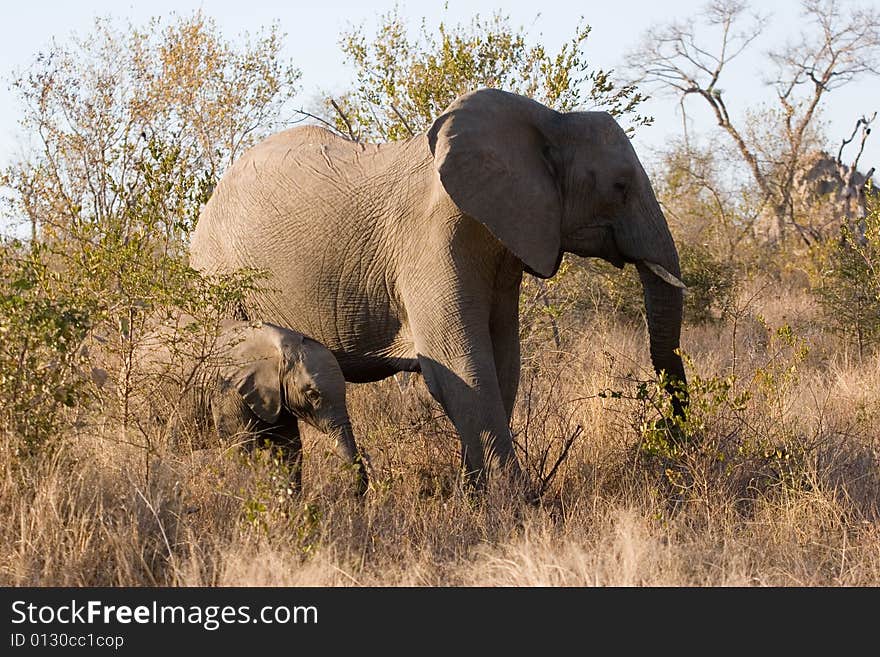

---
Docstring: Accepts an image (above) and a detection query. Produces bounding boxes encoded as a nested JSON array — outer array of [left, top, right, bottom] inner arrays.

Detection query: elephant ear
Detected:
[[222, 323, 299, 425], [428, 88, 563, 278]]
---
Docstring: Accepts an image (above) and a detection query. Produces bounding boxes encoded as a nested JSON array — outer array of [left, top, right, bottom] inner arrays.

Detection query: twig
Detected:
[[330, 99, 360, 143], [331, 564, 363, 586], [291, 108, 350, 139], [390, 104, 416, 138], [837, 112, 876, 169], [131, 480, 175, 570], [539, 424, 583, 495], [849, 113, 875, 180], [837, 116, 865, 164]]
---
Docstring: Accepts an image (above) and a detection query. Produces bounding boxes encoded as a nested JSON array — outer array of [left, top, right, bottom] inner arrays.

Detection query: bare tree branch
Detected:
[[628, 0, 880, 243], [837, 111, 876, 173], [291, 107, 351, 139], [539, 424, 582, 496], [330, 98, 360, 143], [389, 104, 416, 138]]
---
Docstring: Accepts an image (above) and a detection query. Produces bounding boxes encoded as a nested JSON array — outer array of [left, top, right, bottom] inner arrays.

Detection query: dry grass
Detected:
[[2, 277, 879, 586]]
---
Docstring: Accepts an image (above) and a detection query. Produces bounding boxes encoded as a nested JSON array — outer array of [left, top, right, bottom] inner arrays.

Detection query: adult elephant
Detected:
[[189, 88, 687, 494]]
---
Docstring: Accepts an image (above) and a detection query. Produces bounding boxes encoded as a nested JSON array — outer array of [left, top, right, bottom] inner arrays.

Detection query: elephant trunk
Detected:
[[326, 419, 369, 496], [604, 175, 689, 417], [636, 260, 687, 418]]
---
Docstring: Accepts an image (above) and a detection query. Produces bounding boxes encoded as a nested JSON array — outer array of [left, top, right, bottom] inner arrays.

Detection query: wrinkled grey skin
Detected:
[[190, 88, 687, 494], [215, 320, 368, 495], [146, 320, 368, 496]]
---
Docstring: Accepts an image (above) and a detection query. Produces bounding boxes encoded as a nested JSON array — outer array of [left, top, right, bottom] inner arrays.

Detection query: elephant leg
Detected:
[[491, 334, 543, 505], [414, 326, 525, 493], [274, 418, 303, 493], [212, 392, 303, 490], [490, 289, 522, 422]]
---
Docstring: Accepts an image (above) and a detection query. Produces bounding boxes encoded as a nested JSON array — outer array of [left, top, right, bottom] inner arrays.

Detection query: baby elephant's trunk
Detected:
[[327, 420, 369, 496]]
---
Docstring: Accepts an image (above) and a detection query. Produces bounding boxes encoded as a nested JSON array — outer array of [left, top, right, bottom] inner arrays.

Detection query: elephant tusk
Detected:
[[643, 261, 687, 289]]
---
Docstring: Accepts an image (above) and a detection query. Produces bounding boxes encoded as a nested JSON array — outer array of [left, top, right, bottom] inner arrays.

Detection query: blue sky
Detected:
[[1, 0, 877, 176]]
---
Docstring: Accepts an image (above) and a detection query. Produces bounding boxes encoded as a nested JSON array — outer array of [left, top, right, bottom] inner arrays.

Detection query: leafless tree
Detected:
[[835, 112, 876, 223], [629, 0, 880, 244]]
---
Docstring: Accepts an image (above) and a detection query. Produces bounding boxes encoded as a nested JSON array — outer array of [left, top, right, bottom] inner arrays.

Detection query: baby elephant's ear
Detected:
[[222, 324, 292, 424]]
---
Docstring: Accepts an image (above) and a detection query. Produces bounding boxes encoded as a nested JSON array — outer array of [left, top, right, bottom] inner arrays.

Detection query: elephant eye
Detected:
[[305, 387, 321, 406], [613, 180, 628, 201]]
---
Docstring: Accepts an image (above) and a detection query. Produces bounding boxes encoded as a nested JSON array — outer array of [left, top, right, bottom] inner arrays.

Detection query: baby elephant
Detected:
[[140, 318, 368, 496], [212, 320, 369, 496]]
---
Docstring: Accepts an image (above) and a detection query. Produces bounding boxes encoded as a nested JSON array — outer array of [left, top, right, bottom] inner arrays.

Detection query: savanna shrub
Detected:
[[809, 189, 880, 358], [679, 242, 738, 324], [0, 241, 91, 450]]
